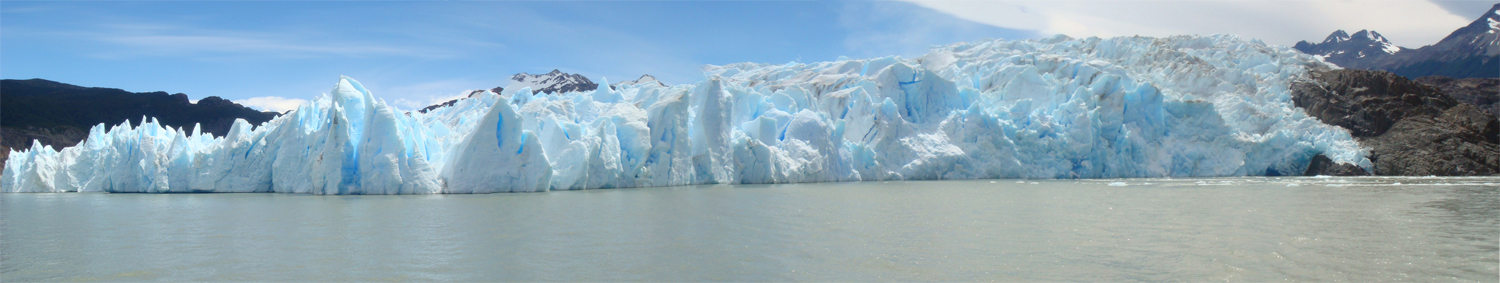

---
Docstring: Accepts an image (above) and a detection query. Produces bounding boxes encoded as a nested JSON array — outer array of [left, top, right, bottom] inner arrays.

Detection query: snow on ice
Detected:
[[3, 35, 1370, 193]]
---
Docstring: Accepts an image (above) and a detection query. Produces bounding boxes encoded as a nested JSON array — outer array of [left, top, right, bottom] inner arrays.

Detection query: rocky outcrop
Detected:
[[1303, 154, 1368, 176], [1363, 104, 1500, 175], [1415, 76, 1500, 118], [1292, 69, 1500, 176], [1290, 69, 1455, 137]]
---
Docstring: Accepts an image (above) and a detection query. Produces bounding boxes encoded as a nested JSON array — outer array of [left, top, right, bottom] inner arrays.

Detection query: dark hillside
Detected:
[[1, 79, 279, 162]]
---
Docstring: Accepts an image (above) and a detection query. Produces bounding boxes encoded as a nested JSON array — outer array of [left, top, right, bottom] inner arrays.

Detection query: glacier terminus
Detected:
[[3, 35, 1371, 194]]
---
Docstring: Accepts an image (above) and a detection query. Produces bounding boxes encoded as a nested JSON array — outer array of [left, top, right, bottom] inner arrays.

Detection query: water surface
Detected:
[[3, 177, 1497, 281]]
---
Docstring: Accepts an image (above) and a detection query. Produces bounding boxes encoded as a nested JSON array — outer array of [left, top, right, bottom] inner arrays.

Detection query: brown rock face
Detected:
[[1292, 69, 1500, 176], [1415, 76, 1500, 119], [1291, 69, 1455, 137], [1362, 104, 1500, 175]]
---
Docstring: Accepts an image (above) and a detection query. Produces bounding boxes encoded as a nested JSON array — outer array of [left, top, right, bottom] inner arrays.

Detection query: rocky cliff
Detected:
[[1293, 69, 1500, 176]]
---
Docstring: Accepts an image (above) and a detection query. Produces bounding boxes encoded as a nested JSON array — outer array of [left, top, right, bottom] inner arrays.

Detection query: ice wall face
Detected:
[[2, 35, 1371, 193]]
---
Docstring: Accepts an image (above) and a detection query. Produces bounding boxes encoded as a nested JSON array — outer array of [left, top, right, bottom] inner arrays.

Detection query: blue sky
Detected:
[[2, 1, 1490, 112]]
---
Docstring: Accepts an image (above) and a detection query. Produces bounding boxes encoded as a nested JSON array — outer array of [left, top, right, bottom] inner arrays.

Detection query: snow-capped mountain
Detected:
[[1293, 3, 1500, 78], [418, 70, 599, 113], [1393, 3, 1500, 62], [506, 69, 598, 95], [1292, 29, 1404, 69], [417, 70, 598, 113], [609, 74, 667, 89]]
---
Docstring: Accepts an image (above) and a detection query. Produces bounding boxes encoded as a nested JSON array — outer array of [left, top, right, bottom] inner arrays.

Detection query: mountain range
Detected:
[[505, 69, 599, 95], [418, 71, 662, 114], [494, 70, 666, 96], [1293, 3, 1500, 78]]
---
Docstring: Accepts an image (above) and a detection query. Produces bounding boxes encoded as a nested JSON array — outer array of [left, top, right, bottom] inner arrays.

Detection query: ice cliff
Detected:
[[3, 35, 1371, 193]]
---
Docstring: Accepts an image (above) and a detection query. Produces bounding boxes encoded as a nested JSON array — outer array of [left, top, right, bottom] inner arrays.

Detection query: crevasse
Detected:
[[2, 35, 1370, 194]]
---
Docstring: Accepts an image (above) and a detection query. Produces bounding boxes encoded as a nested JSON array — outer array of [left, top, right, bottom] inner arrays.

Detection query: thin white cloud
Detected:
[[100, 35, 425, 58], [839, 1, 1038, 59], [2, 5, 57, 14], [904, 0, 1472, 47], [840, 2, 974, 58], [81, 23, 451, 60], [235, 96, 308, 113]]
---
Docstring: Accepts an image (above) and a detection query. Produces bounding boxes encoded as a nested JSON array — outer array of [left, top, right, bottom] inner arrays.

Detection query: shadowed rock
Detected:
[[1293, 69, 1500, 176], [1415, 76, 1500, 119], [1303, 153, 1368, 176]]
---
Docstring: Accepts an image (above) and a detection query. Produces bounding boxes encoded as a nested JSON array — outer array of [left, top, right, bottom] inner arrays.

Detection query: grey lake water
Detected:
[[2, 177, 1497, 282]]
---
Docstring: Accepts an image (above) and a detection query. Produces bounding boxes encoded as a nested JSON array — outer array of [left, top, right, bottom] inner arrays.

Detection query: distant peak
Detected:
[[610, 74, 667, 89], [1350, 30, 1390, 44], [1324, 30, 1352, 43], [1471, 4, 1499, 21], [506, 69, 598, 95], [1490, 4, 1500, 25], [1455, 3, 1500, 37], [512, 69, 572, 82]]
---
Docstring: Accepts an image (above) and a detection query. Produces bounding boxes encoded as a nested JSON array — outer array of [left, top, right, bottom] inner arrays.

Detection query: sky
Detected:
[[2, 1, 1492, 112]]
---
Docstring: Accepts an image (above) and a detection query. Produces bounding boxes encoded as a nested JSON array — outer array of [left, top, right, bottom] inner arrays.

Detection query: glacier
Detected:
[[3, 35, 1371, 194]]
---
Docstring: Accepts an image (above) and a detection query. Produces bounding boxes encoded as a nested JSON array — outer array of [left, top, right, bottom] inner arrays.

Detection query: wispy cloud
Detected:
[[904, 0, 1472, 47], [839, 1, 1036, 59], [235, 96, 308, 113], [79, 23, 452, 60], [2, 5, 58, 14], [99, 35, 427, 59]]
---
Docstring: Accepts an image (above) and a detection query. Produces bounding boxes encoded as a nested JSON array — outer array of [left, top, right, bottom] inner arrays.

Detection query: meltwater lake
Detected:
[[3, 177, 1497, 281]]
